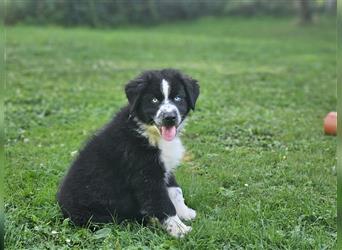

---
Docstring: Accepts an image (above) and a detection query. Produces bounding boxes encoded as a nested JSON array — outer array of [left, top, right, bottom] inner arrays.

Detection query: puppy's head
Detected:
[[125, 69, 199, 142]]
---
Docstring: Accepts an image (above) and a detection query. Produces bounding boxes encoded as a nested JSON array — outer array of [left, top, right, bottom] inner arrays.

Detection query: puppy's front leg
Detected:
[[166, 173, 196, 221], [168, 187, 196, 221], [131, 171, 191, 237]]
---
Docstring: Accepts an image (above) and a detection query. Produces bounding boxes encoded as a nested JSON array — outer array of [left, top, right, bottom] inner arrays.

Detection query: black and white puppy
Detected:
[[57, 69, 200, 237]]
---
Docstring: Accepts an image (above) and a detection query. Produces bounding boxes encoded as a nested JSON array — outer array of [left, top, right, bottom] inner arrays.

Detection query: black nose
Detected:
[[162, 112, 177, 126]]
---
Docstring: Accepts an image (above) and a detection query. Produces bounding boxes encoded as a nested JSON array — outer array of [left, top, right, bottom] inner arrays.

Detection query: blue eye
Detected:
[[174, 96, 182, 102], [152, 97, 159, 103]]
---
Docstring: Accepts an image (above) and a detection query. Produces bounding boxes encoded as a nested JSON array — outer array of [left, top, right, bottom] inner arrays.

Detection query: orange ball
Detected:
[[324, 112, 337, 135]]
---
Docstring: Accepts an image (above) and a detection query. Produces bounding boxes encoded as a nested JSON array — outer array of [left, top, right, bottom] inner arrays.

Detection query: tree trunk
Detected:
[[299, 0, 312, 24]]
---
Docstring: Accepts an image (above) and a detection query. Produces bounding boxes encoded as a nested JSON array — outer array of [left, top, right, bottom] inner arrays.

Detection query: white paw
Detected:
[[178, 207, 196, 221], [163, 215, 192, 238], [167, 187, 197, 221]]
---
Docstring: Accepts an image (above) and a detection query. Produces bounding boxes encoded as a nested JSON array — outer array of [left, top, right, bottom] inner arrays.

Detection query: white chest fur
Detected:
[[158, 137, 185, 173]]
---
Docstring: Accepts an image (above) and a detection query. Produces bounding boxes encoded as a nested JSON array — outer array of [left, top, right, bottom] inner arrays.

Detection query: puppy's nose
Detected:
[[162, 112, 177, 125]]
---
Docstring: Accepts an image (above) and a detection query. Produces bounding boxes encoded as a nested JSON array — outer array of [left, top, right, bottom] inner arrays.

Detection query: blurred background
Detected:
[[3, 0, 337, 27]]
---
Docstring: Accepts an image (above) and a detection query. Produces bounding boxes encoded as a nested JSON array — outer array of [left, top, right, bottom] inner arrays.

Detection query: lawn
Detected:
[[5, 16, 336, 249]]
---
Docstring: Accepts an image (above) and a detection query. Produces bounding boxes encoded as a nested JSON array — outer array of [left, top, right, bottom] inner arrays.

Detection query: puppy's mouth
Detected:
[[160, 125, 177, 141], [151, 123, 177, 141]]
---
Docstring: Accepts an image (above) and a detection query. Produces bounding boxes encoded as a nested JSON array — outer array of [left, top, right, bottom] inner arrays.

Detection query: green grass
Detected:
[[5, 16, 336, 249]]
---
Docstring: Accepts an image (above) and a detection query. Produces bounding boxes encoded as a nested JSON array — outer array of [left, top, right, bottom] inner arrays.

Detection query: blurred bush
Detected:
[[3, 0, 334, 27]]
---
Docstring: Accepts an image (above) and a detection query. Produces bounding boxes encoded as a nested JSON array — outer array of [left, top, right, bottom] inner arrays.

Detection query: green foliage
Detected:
[[4, 0, 328, 27], [4, 0, 220, 26], [5, 17, 336, 248]]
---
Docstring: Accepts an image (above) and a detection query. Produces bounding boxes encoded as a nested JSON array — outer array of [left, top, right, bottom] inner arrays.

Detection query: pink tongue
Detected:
[[161, 126, 176, 141]]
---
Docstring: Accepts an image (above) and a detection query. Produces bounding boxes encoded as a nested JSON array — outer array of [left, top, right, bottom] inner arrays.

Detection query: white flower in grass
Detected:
[[70, 150, 78, 157]]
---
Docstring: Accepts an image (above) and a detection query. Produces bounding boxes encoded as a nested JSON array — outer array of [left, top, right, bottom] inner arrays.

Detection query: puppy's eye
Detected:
[[174, 96, 182, 102], [151, 97, 159, 104]]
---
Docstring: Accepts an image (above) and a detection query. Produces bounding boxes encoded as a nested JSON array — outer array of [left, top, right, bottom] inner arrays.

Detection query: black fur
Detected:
[[57, 69, 199, 225]]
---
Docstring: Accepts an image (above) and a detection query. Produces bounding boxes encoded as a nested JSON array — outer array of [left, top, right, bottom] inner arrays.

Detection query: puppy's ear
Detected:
[[181, 74, 200, 110], [125, 78, 146, 114]]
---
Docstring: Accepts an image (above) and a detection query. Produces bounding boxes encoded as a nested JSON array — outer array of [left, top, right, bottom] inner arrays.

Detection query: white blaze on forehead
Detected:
[[161, 79, 170, 102], [155, 78, 182, 128]]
